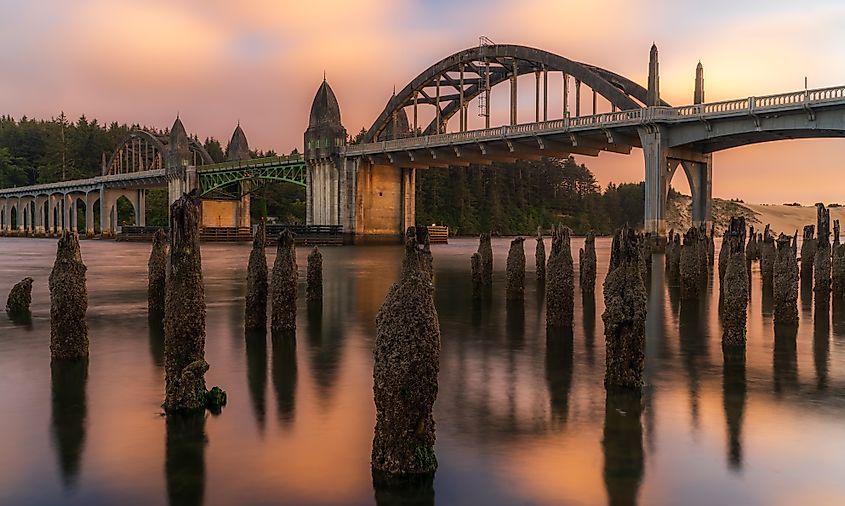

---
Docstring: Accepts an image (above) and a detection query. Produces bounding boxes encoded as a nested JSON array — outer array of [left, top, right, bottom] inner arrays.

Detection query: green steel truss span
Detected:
[[197, 154, 307, 198]]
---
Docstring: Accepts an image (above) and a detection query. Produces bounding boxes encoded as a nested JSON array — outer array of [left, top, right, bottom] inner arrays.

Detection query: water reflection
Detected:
[[583, 293, 597, 366], [373, 475, 434, 506], [545, 326, 573, 425], [678, 297, 710, 429], [149, 315, 165, 367], [165, 412, 206, 506], [6, 309, 32, 327], [722, 348, 746, 470], [50, 358, 88, 490], [800, 277, 813, 313], [773, 324, 799, 394], [761, 284, 773, 317], [602, 390, 644, 506], [814, 305, 831, 390], [306, 299, 345, 403], [244, 330, 268, 431], [272, 334, 297, 424]]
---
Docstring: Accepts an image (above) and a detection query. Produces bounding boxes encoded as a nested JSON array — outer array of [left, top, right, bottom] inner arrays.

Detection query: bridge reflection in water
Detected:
[[4, 236, 845, 504]]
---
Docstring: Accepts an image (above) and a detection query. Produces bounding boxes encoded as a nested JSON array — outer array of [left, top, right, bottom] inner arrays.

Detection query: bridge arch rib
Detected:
[[363, 44, 670, 143], [104, 129, 213, 176]]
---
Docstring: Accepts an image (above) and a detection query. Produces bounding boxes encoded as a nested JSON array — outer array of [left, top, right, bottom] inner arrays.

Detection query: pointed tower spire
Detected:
[[694, 61, 705, 104], [647, 44, 660, 106]]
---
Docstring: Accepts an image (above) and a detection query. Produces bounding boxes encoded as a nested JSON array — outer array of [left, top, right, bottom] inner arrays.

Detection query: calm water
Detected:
[[2, 236, 845, 506]]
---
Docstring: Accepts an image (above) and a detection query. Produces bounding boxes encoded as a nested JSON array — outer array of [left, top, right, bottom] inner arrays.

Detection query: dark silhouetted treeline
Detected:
[[416, 157, 645, 235], [1, 116, 645, 232]]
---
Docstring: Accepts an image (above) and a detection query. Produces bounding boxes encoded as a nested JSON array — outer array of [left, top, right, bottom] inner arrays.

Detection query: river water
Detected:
[[1, 236, 845, 505]]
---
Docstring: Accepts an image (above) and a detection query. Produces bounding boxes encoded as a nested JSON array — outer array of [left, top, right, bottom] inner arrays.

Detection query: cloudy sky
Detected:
[[1, 0, 844, 203]]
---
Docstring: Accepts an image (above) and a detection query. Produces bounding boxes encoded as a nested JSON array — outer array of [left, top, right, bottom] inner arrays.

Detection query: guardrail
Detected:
[[199, 154, 305, 174], [343, 84, 845, 156]]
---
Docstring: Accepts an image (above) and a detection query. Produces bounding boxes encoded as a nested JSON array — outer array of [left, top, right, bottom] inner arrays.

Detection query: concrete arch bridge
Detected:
[[3, 42, 845, 239]]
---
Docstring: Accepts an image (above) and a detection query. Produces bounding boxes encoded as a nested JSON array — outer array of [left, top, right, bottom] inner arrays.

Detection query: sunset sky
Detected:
[[1, 0, 844, 203]]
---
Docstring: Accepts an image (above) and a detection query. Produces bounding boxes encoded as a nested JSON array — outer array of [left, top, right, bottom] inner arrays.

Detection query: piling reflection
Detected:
[[373, 475, 435, 506], [545, 325, 573, 425], [583, 293, 596, 366], [148, 315, 165, 367], [306, 298, 344, 403], [50, 358, 88, 490], [814, 305, 831, 390], [832, 297, 845, 340], [165, 412, 206, 506], [800, 277, 813, 313], [678, 297, 710, 428], [271, 334, 297, 424], [244, 329, 267, 431], [602, 390, 644, 506], [761, 284, 773, 317], [722, 347, 746, 470], [773, 324, 799, 394], [506, 299, 525, 350], [7, 309, 33, 327]]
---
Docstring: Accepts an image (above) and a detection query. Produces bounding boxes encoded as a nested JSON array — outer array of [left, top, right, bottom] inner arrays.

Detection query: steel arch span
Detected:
[[104, 129, 214, 176], [363, 43, 671, 143]]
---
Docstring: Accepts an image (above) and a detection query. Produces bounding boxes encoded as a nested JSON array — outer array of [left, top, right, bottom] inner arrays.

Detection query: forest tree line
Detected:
[[0, 115, 647, 233]]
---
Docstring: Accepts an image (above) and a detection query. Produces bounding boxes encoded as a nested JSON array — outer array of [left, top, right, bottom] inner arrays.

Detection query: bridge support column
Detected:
[[353, 160, 414, 241], [681, 158, 712, 229], [61, 194, 70, 233], [237, 187, 250, 228], [100, 187, 116, 238], [85, 192, 96, 237], [34, 196, 46, 236], [134, 189, 146, 227], [48, 195, 56, 235], [640, 126, 673, 235], [306, 161, 339, 226]]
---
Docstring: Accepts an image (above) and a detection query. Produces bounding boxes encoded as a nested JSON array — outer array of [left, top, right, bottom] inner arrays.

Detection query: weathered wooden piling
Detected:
[[245, 222, 268, 331], [506, 237, 525, 301], [306, 246, 323, 303], [773, 233, 799, 325], [718, 230, 729, 290], [271, 229, 298, 335], [580, 231, 597, 294], [760, 225, 775, 289], [477, 233, 493, 287], [800, 225, 816, 286], [602, 228, 647, 389], [148, 229, 167, 317], [832, 220, 845, 299], [665, 229, 675, 273], [708, 225, 716, 268], [372, 228, 440, 483], [163, 193, 225, 413], [639, 232, 654, 286], [470, 253, 482, 301], [745, 225, 756, 285], [679, 227, 701, 299], [419, 227, 433, 280], [722, 217, 748, 348], [814, 204, 832, 305], [666, 231, 681, 284], [536, 227, 546, 284], [546, 225, 574, 327], [6, 277, 33, 316], [49, 231, 88, 360]]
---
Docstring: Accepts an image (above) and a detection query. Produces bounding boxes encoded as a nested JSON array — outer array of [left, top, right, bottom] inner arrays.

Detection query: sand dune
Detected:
[[741, 203, 845, 237], [666, 194, 845, 236]]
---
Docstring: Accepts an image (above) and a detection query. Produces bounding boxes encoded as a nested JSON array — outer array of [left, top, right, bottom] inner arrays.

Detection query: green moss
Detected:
[[414, 445, 437, 472], [203, 386, 227, 415]]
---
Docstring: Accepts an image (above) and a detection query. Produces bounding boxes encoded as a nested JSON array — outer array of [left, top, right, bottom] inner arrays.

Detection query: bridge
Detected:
[[2, 42, 845, 240]]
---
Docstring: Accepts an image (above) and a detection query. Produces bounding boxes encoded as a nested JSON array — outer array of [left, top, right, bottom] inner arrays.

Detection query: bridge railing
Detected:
[[199, 154, 305, 173]]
